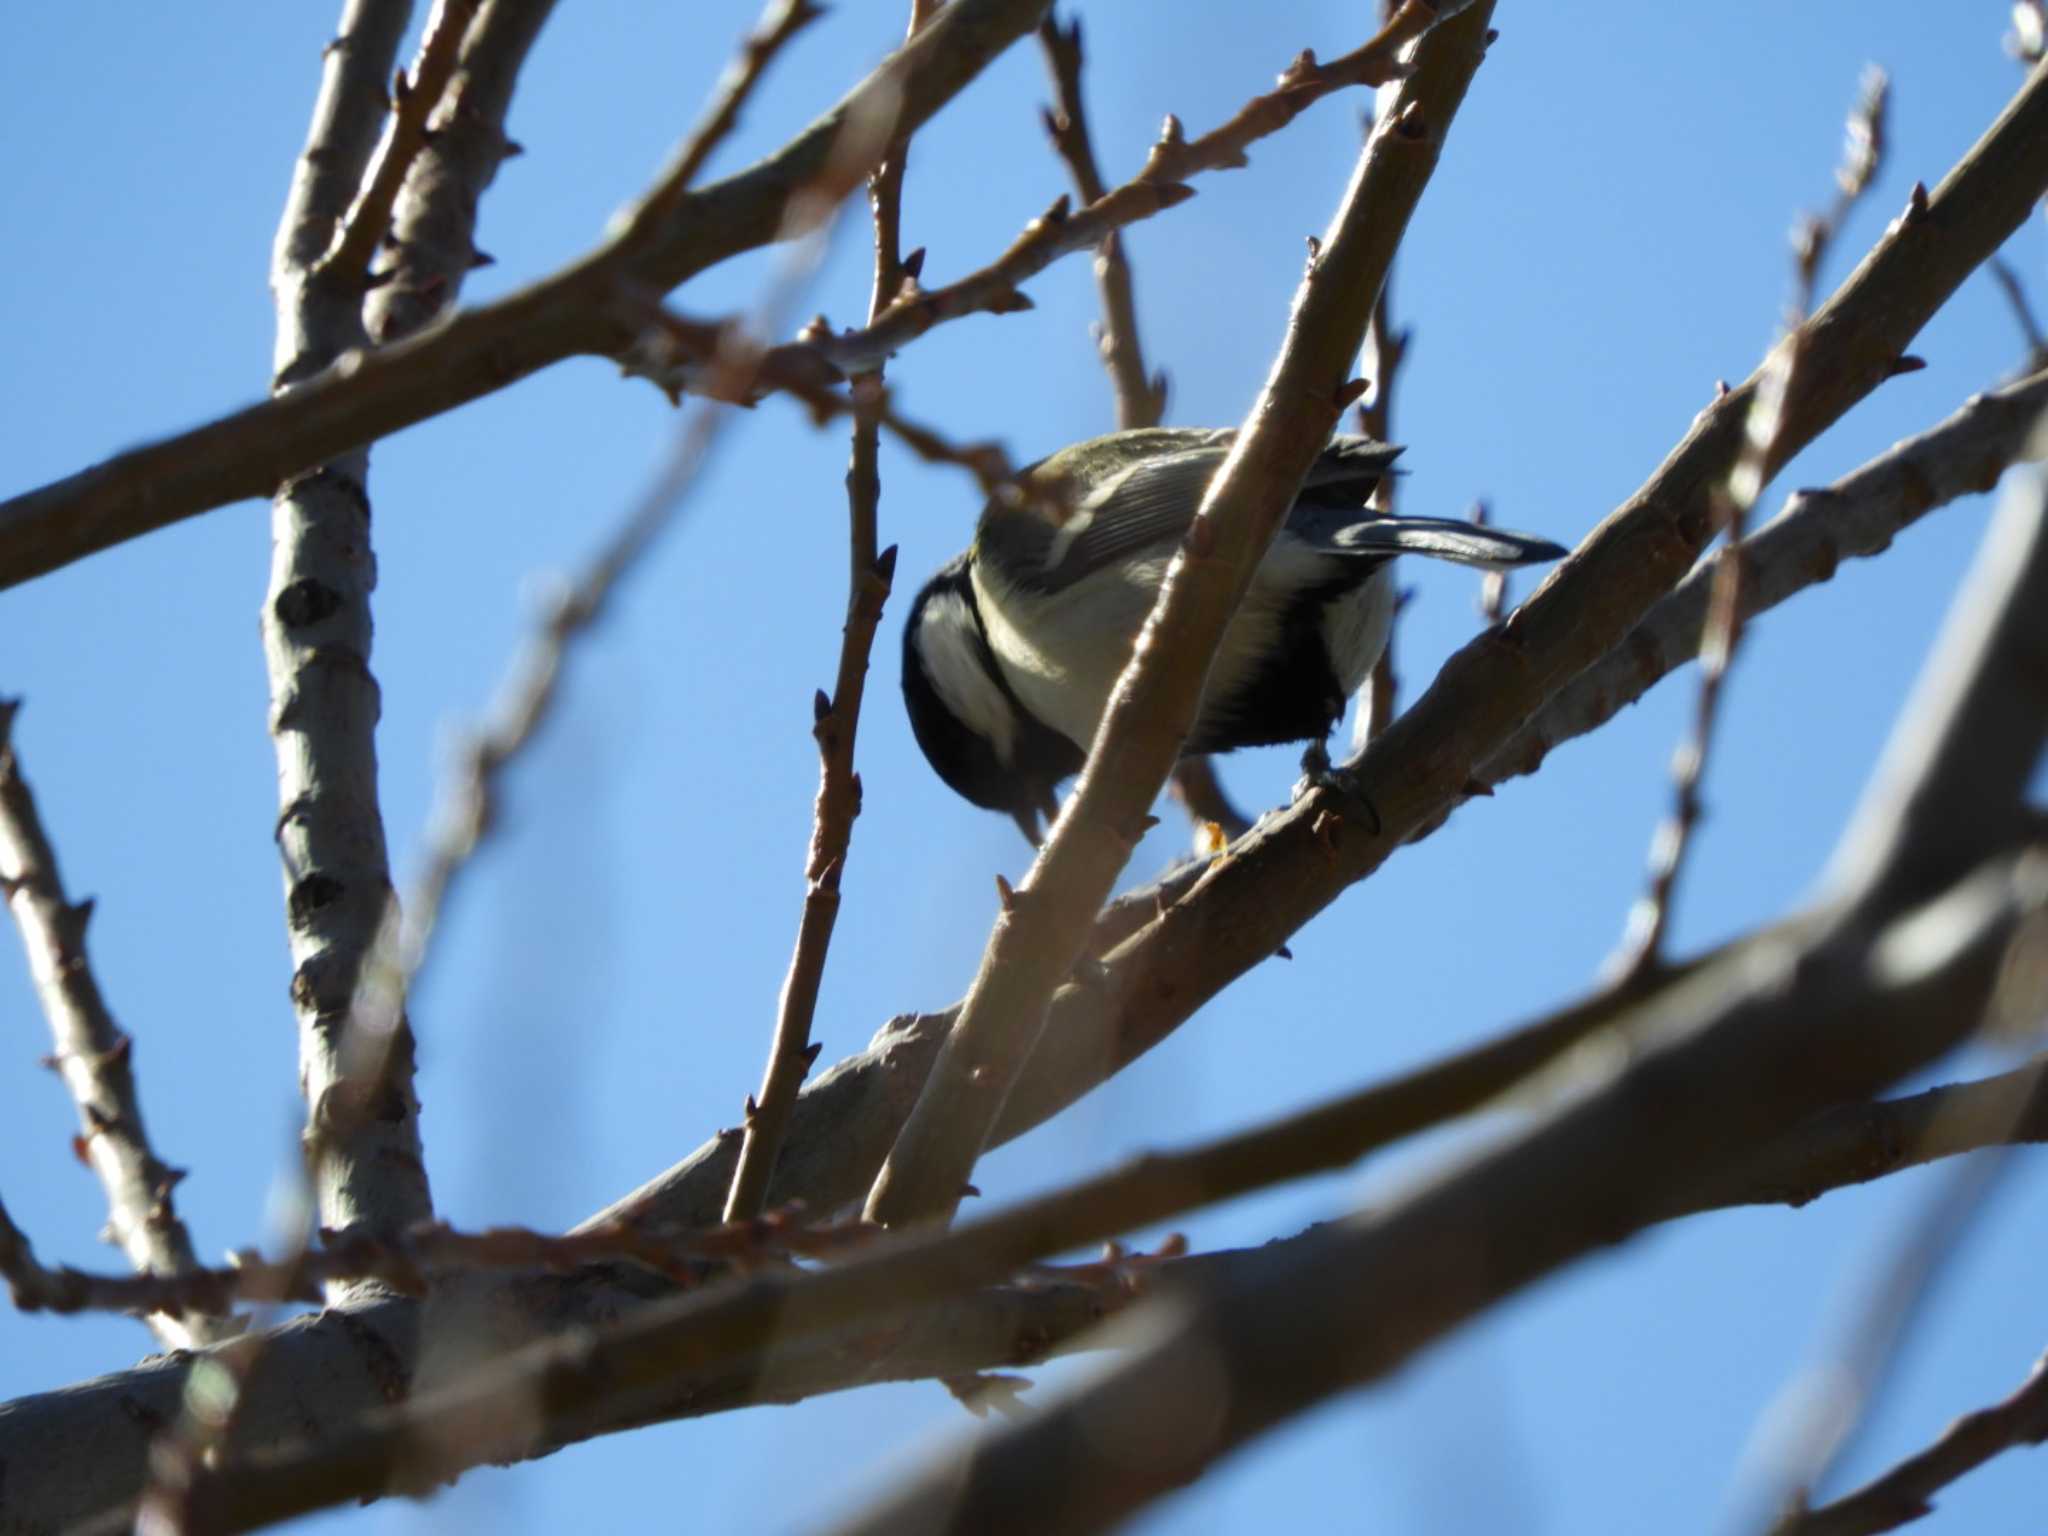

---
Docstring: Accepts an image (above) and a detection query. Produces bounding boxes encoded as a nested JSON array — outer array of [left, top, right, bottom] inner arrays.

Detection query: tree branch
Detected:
[[1036, 12, 1168, 429], [0, 0, 1458, 591], [316, 0, 477, 287], [722, 0, 930, 1225], [1781, 1348, 2048, 1536], [362, 0, 561, 344], [817, 392, 2048, 1536], [1483, 365, 2048, 793], [1064, 57, 2048, 1097], [0, 0, 1052, 590], [862, 0, 1494, 1231], [1614, 66, 1890, 979], [265, 0, 438, 1253], [0, 704, 229, 1350]]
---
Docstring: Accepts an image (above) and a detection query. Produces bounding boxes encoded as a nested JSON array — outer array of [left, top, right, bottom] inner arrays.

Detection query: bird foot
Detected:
[[1292, 740, 1381, 835]]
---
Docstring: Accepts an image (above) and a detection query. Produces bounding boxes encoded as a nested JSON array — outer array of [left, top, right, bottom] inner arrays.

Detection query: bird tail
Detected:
[[1300, 436, 1406, 506], [1330, 515, 1569, 571]]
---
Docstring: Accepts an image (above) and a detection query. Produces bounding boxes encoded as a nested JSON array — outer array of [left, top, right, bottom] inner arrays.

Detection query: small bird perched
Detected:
[[900, 427, 1568, 843]]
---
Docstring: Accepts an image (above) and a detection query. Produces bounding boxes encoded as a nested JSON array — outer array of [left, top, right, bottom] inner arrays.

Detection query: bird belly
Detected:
[[1320, 563, 1396, 695], [972, 559, 1167, 751]]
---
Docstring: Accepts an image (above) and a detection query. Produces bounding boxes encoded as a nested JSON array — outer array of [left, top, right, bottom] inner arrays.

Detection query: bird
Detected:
[[899, 427, 1568, 843]]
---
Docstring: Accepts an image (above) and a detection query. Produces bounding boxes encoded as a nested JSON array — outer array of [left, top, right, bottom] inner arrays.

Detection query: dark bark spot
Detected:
[[274, 579, 344, 628], [288, 874, 345, 929]]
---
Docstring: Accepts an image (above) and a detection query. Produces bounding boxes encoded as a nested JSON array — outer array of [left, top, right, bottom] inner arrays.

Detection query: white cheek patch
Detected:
[[917, 591, 1020, 764]]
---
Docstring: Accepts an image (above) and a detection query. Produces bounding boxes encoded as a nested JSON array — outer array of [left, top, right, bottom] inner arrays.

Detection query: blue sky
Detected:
[[2, 3, 2044, 1532]]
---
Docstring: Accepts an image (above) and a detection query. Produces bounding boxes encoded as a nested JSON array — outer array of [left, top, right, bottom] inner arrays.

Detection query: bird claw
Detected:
[[1292, 740, 1381, 835]]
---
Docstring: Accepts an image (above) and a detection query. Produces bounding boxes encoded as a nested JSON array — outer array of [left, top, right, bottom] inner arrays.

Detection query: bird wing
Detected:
[[1030, 445, 1229, 592], [999, 435, 1414, 594]]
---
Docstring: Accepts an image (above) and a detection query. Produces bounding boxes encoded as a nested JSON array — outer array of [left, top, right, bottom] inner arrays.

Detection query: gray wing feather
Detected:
[[1036, 447, 1228, 590]]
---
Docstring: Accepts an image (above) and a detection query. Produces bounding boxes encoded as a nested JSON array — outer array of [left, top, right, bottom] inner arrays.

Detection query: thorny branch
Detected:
[[0, 1203, 877, 1323], [722, 0, 933, 1226], [318, 0, 478, 286], [1036, 9, 1251, 847], [0, 0, 1456, 591], [823, 438, 2048, 1536], [862, 2, 1495, 1232], [1036, 13, 1168, 429], [618, 0, 825, 247], [1481, 365, 2048, 797], [1614, 65, 1891, 982], [1782, 1348, 2048, 1536], [0, 704, 228, 1351]]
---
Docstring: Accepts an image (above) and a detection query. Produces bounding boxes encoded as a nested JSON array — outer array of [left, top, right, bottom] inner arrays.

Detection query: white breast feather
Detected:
[[916, 591, 1020, 763], [973, 558, 1168, 750]]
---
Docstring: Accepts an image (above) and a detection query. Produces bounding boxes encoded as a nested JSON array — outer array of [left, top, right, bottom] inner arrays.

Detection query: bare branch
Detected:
[[1781, 1349, 2048, 1536], [0, 0, 1053, 590], [363, 0, 562, 343], [1988, 256, 2048, 372], [1659, 1055, 2048, 1221], [1614, 66, 1890, 980], [268, 0, 415, 299], [317, 0, 477, 287], [611, 0, 825, 251], [1484, 366, 2048, 794], [1064, 59, 2048, 1084], [1353, 238, 1410, 752], [1036, 12, 1168, 428], [723, 0, 932, 1225], [266, 0, 435, 1252], [819, 366, 2048, 1534], [1135, 0, 1441, 184], [0, 704, 228, 1350], [0, 1207, 882, 1323], [1826, 463, 2048, 911], [863, 4, 1499, 1231]]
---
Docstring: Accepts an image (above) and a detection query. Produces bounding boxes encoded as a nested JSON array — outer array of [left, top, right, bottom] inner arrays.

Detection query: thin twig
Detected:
[[1613, 66, 1890, 981], [613, 0, 825, 250], [1483, 364, 2048, 794], [1987, 255, 2048, 372], [0, 704, 229, 1350], [722, 0, 933, 1226], [0, 1204, 880, 1323], [1036, 12, 1168, 428], [1782, 1349, 2048, 1536], [359, 0, 561, 345], [628, 303, 1022, 497], [1469, 500, 1507, 622], [1659, 1054, 2048, 1221], [1758, 1150, 2021, 1534], [657, 2, 1454, 391], [1136, 0, 1440, 185], [317, 0, 477, 285], [1037, 10, 1256, 843]]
